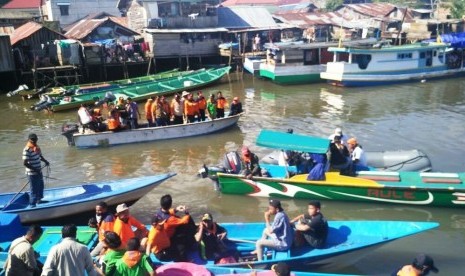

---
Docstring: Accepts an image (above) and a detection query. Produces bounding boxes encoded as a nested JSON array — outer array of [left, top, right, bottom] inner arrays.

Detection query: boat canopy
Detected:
[[425, 32, 465, 48], [256, 130, 330, 154]]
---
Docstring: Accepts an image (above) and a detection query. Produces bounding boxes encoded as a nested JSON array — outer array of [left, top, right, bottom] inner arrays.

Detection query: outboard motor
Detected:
[[6, 84, 28, 97], [61, 123, 79, 145], [198, 151, 243, 190]]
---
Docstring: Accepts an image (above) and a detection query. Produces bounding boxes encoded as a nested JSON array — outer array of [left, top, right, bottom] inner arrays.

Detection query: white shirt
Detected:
[[41, 237, 97, 276], [5, 236, 37, 276], [78, 107, 93, 125], [351, 145, 367, 167], [278, 150, 288, 166]]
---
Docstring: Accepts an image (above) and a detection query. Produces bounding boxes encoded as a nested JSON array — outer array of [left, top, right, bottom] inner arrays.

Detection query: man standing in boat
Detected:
[[23, 133, 49, 208], [125, 97, 140, 129]]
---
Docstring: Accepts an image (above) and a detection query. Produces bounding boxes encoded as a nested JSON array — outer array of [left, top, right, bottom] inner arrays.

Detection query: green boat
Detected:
[[211, 130, 465, 208], [33, 66, 231, 112]]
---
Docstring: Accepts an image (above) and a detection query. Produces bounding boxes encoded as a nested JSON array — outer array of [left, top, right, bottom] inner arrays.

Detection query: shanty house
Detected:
[[0, 0, 43, 27]]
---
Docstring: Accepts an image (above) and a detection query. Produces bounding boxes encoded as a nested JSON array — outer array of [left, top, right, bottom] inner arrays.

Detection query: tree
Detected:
[[326, 0, 344, 12], [450, 0, 465, 19]]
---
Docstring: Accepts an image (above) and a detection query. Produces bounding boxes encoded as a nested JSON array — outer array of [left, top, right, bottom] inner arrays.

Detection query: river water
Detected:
[[1, 73, 464, 275]]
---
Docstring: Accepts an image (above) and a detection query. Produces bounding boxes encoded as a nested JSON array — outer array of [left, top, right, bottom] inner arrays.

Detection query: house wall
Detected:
[[0, 35, 14, 72], [145, 32, 223, 58], [43, 0, 120, 27], [127, 0, 147, 34]]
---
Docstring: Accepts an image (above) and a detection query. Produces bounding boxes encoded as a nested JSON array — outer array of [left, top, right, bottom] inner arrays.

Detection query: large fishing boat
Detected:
[[320, 40, 465, 86]]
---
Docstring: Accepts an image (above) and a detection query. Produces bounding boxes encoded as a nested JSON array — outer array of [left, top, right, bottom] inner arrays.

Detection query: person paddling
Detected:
[[23, 133, 49, 208]]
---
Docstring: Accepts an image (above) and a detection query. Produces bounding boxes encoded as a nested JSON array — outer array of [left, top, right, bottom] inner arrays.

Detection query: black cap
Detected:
[[413, 254, 438, 273], [287, 128, 293, 134], [269, 199, 282, 209], [271, 262, 290, 276], [28, 133, 38, 140], [308, 200, 321, 209]]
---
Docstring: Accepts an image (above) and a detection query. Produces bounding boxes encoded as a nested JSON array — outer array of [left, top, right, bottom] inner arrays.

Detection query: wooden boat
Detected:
[[150, 221, 438, 269], [0, 213, 437, 272], [155, 262, 352, 276], [320, 41, 465, 87], [208, 130, 464, 208], [62, 113, 242, 148], [32, 66, 231, 112], [259, 39, 377, 85], [0, 173, 175, 223]]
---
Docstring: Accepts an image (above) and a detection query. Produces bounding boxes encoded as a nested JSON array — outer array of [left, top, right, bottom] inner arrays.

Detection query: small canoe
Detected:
[[0, 173, 176, 223], [156, 262, 353, 276], [62, 113, 242, 148], [32, 66, 231, 112], [150, 221, 438, 269]]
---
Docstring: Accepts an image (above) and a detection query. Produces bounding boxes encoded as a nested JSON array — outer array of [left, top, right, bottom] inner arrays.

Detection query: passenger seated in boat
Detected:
[[113, 237, 155, 276], [347, 138, 368, 171], [240, 146, 262, 179], [113, 203, 149, 249], [290, 201, 328, 249], [329, 135, 353, 176], [195, 213, 228, 261], [154, 194, 196, 261], [89, 201, 115, 257], [306, 154, 326, 181], [328, 127, 348, 145], [271, 262, 291, 276], [100, 231, 125, 274], [146, 214, 174, 261], [393, 253, 439, 276], [251, 199, 294, 261], [229, 97, 243, 116], [107, 109, 124, 131], [78, 104, 98, 133]]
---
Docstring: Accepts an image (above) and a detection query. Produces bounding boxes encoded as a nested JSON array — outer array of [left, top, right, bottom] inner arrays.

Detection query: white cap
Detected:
[[335, 127, 342, 135]]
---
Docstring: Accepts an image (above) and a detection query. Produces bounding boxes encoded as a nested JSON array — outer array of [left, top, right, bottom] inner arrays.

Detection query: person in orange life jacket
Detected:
[[196, 91, 207, 121], [146, 214, 175, 261], [229, 96, 243, 116], [23, 133, 49, 208], [107, 108, 123, 131], [241, 146, 261, 179], [393, 253, 439, 276], [216, 91, 228, 118], [154, 96, 169, 126], [89, 202, 115, 257], [113, 237, 155, 276], [144, 98, 155, 127], [184, 93, 199, 123], [154, 194, 196, 262], [195, 213, 228, 260], [170, 94, 184, 125], [160, 95, 171, 124], [113, 203, 148, 249]]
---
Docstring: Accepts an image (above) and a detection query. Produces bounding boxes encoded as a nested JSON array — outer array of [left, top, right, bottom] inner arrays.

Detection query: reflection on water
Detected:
[[1, 74, 465, 273]]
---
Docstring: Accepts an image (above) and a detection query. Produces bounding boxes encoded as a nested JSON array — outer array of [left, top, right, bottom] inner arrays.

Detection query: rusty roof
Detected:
[[221, 0, 306, 5], [64, 17, 137, 40], [341, 3, 397, 18], [2, 0, 41, 9], [9, 21, 66, 46]]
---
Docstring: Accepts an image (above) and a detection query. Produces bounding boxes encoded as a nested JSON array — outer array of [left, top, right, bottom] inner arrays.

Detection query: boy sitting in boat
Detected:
[[194, 213, 228, 261], [290, 201, 328, 249]]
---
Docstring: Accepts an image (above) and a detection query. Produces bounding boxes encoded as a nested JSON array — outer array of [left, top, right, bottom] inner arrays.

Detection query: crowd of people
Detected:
[[4, 196, 437, 276], [76, 91, 244, 133]]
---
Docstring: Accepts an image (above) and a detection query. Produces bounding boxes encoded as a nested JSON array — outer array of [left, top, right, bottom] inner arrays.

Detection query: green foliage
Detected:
[[450, 0, 465, 19], [326, 0, 344, 12]]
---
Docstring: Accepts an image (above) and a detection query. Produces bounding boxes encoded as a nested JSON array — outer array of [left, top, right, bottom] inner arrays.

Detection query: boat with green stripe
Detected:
[[34, 66, 230, 112]]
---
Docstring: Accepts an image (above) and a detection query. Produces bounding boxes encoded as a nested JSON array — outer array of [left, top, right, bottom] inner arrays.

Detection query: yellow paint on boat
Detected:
[[289, 172, 384, 187]]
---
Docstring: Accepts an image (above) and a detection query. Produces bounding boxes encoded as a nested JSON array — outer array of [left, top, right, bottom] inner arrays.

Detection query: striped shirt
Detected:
[[22, 146, 41, 175]]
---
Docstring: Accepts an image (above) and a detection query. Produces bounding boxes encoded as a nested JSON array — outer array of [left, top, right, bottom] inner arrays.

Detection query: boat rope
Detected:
[[382, 155, 430, 171]]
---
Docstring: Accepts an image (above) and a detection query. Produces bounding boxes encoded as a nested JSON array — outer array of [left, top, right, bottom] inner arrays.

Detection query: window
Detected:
[[57, 3, 70, 16], [397, 53, 413, 59], [354, 54, 371, 69]]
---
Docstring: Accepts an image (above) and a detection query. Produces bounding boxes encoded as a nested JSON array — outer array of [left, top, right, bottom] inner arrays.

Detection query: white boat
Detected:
[[320, 41, 465, 86], [243, 56, 266, 74], [62, 114, 242, 148], [261, 149, 432, 172], [0, 173, 175, 223]]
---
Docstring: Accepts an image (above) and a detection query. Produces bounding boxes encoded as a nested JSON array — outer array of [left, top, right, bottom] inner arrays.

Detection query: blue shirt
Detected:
[[270, 211, 294, 250]]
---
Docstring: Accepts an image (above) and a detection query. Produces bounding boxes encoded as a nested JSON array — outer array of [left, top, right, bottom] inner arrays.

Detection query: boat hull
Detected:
[[0, 173, 176, 223], [68, 114, 241, 148], [217, 171, 465, 208], [259, 63, 325, 84]]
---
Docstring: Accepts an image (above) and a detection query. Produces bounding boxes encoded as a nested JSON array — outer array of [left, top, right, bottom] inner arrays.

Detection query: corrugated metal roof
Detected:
[[218, 6, 278, 29], [2, 0, 41, 9], [342, 3, 397, 18], [63, 12, 117, 32], [144, 27, 229, 34], [64, 17, 137, 40], [9, 21, 66, 46], [221, 0, 304, 5]]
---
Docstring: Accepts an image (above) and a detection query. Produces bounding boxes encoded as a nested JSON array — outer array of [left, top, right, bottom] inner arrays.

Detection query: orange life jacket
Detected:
[[108, 118, 120, 130], [185, 100, 199, 116], [197, 97, 207, 110], [217, 97, 227, 109]]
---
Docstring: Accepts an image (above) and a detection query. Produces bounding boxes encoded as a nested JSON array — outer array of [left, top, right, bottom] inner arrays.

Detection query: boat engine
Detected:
[[61, 123, 79, 145], [198, 151, 243, 190], [6, 84, 29, 97]]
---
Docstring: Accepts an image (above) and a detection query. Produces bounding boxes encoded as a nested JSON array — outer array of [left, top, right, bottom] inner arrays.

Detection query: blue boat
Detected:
[[155, 262, 355, 276], [0, 173, 176, 223], [0, 213, 437, 273], [151, 220, 438, 269]]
